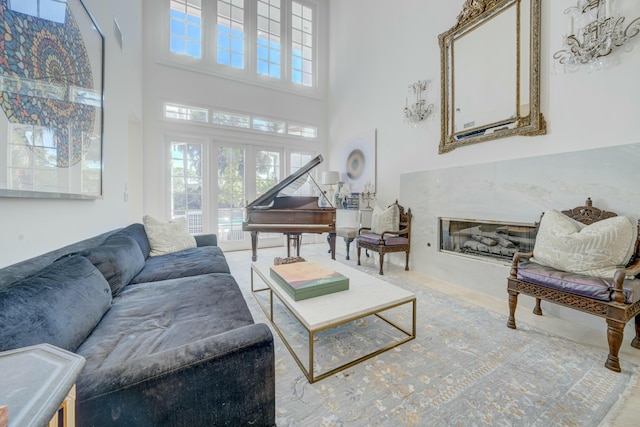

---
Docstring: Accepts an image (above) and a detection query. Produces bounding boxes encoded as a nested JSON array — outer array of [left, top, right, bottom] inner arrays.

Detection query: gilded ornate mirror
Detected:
[[439, 0, 546, 154]]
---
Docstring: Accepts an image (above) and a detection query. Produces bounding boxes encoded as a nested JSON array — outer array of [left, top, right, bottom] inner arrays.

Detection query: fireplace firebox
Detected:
[[440, 218, 537, 263]]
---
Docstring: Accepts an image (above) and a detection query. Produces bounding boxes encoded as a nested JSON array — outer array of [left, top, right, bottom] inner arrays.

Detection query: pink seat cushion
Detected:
[[358, 233, 409, 246], [517, 260, 640, 303]]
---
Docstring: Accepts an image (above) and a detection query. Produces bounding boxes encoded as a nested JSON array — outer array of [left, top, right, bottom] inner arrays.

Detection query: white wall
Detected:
[[328, 0, 640, 328], [328, 0, 640, 204], [0, 0, 144, 267]]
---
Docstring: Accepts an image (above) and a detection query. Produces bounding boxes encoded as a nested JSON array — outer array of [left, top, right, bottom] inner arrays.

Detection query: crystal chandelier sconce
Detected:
[[404, 80, 434, 125], [553, 0, 640, 70]]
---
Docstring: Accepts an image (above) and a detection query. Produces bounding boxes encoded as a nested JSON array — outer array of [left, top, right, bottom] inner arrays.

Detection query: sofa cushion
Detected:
[[143, 215, 197, 257], [120, 223, 151, 259], [532, 209, 638, 278], [517, 260, 640, 303], [358, 232, 409, 246], [0, 255, 112, 352], [130, 246, 230, 284], [371, 204, 400, 235], [80, 234, 146, 296], [76, 273, 254, 373]]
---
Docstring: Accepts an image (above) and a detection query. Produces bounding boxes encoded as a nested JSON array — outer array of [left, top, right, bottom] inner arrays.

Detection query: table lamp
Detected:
[[321, 171, 339, 207]]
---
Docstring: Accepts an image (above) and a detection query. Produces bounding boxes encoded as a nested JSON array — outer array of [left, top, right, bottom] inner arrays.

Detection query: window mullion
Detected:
[[202, 0, 216, 66], [245, 0, 257, 75], [282, 0, 292, 84]]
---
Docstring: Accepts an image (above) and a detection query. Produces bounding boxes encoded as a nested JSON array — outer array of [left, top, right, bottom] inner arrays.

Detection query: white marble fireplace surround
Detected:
[[400, 142, 640, 330]]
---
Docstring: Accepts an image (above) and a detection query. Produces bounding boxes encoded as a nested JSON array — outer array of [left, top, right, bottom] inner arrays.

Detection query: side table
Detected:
[[0, 344, 85, 427]]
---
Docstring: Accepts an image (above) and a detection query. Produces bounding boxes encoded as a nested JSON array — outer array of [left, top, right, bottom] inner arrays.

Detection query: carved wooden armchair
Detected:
[[507, 198, 640, 372], [356, 201, 412, 275]]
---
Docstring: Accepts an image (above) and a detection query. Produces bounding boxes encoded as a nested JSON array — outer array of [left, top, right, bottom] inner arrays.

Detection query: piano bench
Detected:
[[285, 233, 302, 257], [337, 227, 357, 260]]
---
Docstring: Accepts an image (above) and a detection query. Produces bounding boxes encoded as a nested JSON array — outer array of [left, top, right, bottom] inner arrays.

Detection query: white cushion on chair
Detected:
[[371, 204, 400, 235], [337, 227, 357, 239], [532, 209, 638, 278]]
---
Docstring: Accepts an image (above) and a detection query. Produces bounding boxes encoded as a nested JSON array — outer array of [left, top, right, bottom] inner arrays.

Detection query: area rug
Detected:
[[225, 246, 638, 427]]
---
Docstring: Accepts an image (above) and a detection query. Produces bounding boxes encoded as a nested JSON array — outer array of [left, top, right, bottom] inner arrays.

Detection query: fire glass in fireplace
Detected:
[[440, 218, 537, 263]]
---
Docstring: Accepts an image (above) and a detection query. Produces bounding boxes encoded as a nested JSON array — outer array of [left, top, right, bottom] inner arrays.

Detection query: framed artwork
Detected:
[[340, 129, 376, 193], [0, 0, 104, 199]]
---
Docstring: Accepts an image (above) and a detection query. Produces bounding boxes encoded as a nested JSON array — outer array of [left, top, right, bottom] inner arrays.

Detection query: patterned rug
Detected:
[[225, 246, 638, 427]]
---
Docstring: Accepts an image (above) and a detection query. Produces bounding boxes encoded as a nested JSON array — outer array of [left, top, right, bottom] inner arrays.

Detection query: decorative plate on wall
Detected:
[[340, 129, 376, 194]]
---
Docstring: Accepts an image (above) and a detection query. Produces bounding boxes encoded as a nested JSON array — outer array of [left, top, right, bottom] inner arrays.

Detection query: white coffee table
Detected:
[[251, 255, 416, 383]]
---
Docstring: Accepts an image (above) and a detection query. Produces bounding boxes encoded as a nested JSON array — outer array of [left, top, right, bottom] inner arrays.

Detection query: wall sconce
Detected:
[[321, 171, 339, 207], [553, 0, 640, 72], [404, 80, 434, 125]]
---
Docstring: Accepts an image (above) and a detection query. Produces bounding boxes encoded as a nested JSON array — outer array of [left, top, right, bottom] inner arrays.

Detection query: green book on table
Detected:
[[269, 261, 349, 301]]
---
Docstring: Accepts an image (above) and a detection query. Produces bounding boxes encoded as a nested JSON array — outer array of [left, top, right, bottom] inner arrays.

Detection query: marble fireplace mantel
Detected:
[[400, 142, 640, 328]]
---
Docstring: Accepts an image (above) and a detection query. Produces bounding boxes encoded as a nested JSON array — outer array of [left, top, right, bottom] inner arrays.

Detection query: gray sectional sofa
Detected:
[[0, 224, 275, 426]]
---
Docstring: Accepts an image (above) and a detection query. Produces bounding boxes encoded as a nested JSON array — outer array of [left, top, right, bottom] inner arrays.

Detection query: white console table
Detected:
[[336, 208, 373, 230], [334, 208, 373, 259], [0, 344, 85, 427]]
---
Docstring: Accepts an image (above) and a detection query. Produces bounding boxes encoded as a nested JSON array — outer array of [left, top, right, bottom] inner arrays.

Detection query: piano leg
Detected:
[[250, 231, 258, 261], [329, 232, 336, 260]]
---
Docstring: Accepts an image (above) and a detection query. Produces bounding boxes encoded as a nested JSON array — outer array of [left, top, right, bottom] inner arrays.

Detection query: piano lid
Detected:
[[246, 154, 323, 209]]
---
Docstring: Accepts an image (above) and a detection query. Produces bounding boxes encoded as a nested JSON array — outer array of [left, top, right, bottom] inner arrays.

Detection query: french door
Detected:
[[169, 137, 316, 252]]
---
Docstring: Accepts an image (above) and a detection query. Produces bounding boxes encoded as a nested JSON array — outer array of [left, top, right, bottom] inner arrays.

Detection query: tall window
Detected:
[[257, 0, 281, 79], [291, 2, 313, 86], [165, 0, 319, 90], [170, 142, 204, 233], [217, 0, 245, 69], [170, 0, 202, 58]]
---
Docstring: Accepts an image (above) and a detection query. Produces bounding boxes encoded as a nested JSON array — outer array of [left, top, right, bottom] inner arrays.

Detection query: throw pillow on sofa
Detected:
[[532, 209, 638, 278], [143, 215, 197, 257], [0, 255, 112, 353]]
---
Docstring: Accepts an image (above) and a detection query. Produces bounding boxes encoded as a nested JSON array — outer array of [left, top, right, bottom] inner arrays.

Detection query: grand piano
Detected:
[[243, 154, 336, 261]]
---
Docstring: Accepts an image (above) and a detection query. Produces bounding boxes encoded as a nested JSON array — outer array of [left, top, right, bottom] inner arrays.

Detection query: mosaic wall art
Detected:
[[0, 0, 104, 198]]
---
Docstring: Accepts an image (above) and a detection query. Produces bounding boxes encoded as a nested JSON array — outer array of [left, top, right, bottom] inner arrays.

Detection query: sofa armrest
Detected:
[[510, 251, 534, 278], [76, 323, 275, 426], [194, 233, 218, 247]]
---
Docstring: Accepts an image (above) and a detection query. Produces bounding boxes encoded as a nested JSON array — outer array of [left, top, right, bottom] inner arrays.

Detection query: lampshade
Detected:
[[321, 171, 340, 185]]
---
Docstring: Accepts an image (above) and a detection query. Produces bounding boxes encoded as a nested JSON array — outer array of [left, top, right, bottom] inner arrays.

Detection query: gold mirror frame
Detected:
[[439, 0, 546, 154]]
